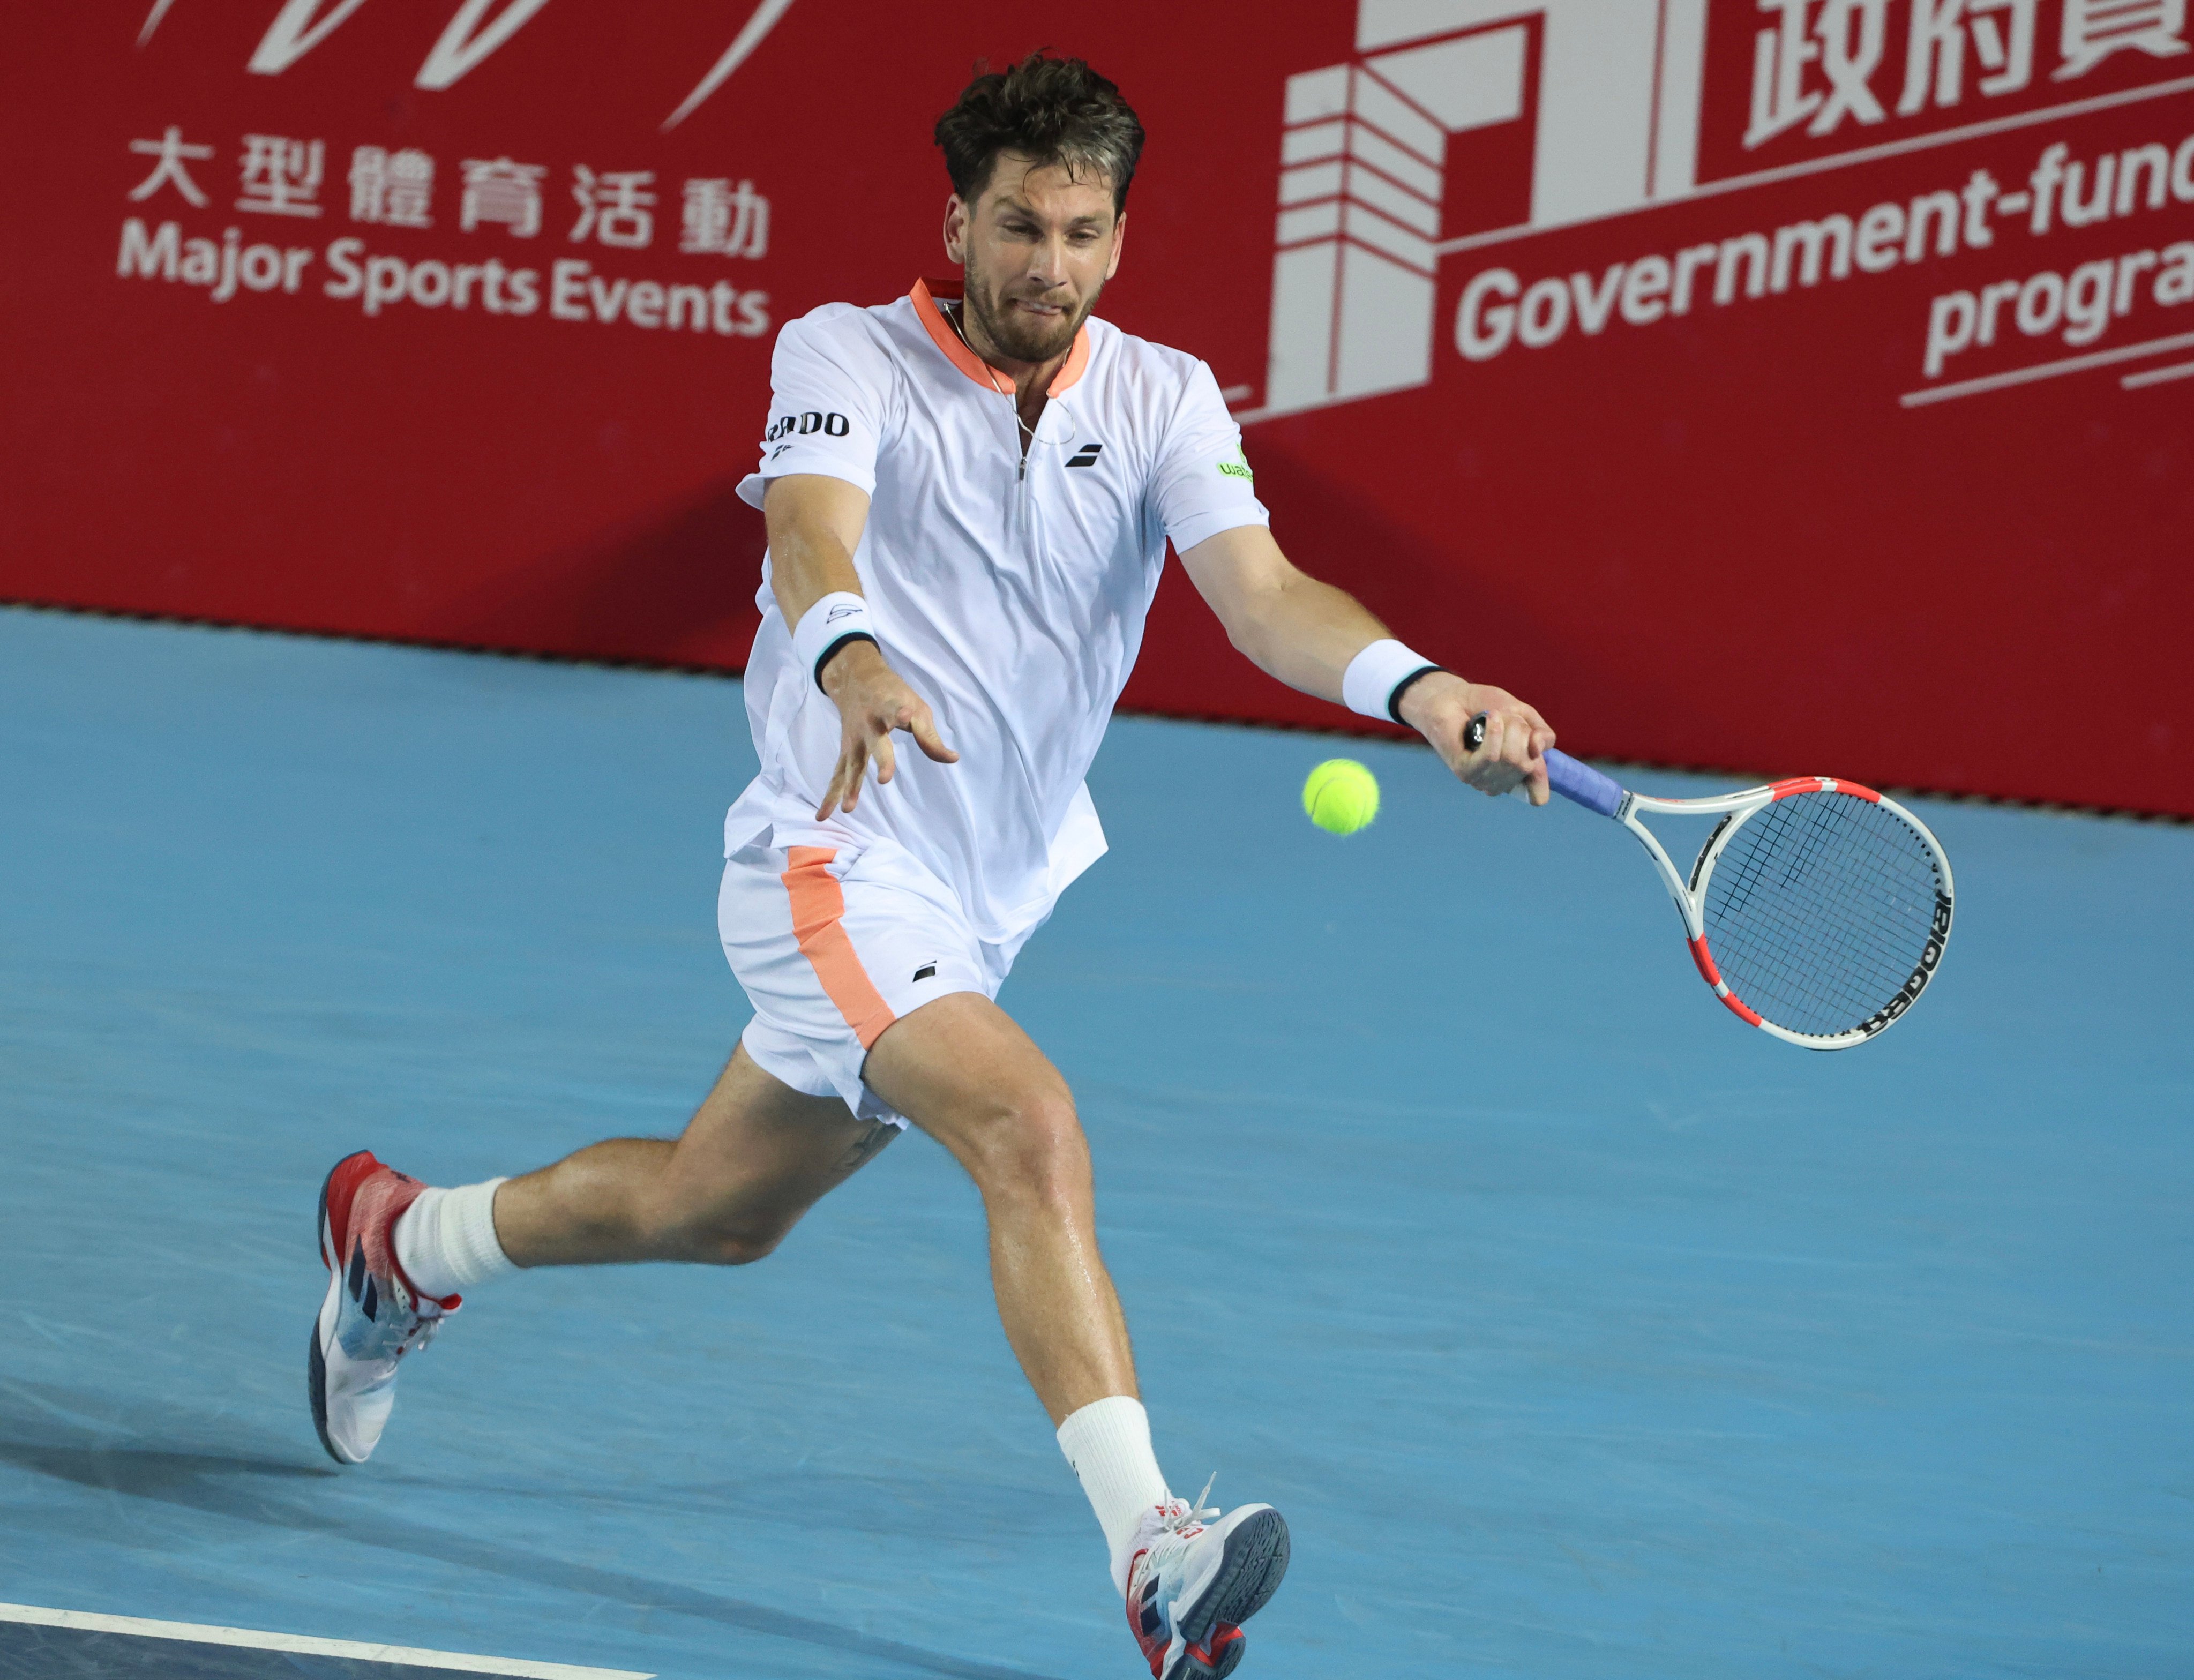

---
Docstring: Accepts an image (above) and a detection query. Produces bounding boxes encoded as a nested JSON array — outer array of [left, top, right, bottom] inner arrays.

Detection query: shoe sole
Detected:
[[1177, 1508, 1290, 1670], [307, 1316, 343, 1465], [1180, 1625, 1247, 1680], [309, 1152, 359, 1466]]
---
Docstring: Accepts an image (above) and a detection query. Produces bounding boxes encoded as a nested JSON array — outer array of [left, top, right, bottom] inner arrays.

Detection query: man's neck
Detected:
[[953, 300, 1069, 409]]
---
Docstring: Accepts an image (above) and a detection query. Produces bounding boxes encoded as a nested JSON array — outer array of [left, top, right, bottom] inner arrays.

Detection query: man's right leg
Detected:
[[491, 1043, 897, 1269], [311, 1044, 892, 1464]]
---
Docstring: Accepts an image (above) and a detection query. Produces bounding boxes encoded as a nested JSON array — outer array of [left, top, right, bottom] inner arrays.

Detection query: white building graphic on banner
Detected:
[[1263, 0, 1709, 412]]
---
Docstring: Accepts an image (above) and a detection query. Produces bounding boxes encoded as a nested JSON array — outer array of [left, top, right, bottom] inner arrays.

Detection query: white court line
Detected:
[[0, 1603, 653, 1680], [1897, 330, 2194, 407], [2122, 358, 2194, 388]]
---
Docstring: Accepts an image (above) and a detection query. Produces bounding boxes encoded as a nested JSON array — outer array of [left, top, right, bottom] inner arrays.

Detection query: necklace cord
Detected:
[[946, 299, 1046, 445]]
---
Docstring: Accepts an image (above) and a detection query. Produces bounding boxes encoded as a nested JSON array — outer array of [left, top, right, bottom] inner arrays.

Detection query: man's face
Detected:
[[944, 153, 1125, 366]]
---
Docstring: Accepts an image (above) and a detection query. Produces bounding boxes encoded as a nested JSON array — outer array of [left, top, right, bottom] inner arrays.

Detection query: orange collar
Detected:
[[910, 278, 1091, 398]]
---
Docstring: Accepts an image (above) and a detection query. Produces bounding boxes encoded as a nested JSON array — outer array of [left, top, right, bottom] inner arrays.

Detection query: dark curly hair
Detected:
[[933, 52, 1145, 214]]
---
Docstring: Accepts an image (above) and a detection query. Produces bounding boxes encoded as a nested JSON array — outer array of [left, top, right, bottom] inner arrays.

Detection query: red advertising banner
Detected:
[[3, 3, 2190, 812]]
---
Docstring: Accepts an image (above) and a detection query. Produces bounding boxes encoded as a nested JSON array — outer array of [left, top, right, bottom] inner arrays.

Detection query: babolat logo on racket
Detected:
[[1859, 891, 1955, 1037]]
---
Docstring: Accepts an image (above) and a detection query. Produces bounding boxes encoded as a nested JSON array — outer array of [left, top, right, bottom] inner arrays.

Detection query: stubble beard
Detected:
[[963, 265, 1096, 366]]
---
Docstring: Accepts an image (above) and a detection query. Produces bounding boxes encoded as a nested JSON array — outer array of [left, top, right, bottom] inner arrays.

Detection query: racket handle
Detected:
[[1545, 749, 1624, 816], [1463, 712, 1625, 816]]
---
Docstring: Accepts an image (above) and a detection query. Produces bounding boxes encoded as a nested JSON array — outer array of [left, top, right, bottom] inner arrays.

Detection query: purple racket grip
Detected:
[[1545, 749, 1625, 817]]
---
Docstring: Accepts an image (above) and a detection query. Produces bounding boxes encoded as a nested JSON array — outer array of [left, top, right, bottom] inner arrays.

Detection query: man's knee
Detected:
[[685, 1220, 788, 1266], [964, 1087, 1090, 1209], [649, 1182, 799, 1265], [676, 1219, 798, 1272]]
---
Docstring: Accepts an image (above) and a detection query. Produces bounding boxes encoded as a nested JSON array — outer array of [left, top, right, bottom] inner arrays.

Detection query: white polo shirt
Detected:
[[729, 278, 1268, 944]]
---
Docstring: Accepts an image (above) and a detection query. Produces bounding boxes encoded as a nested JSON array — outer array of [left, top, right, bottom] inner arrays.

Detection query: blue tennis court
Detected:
[[2, 604, 2188, 1680]]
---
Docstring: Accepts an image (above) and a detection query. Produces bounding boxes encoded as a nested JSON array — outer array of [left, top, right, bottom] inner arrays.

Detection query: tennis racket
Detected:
[[1465, 715, 1955, 1048]]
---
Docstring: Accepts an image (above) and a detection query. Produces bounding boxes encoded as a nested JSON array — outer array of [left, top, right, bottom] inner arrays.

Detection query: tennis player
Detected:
[[308, 53, 1554, 1680]]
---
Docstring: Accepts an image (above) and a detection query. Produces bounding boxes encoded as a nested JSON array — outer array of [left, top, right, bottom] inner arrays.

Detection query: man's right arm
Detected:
[[763, 473, 956, 820]]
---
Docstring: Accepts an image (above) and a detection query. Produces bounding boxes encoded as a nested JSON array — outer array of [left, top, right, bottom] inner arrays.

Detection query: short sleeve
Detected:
[[735, 309, 890, 509], [1148, 361, 1270, 554]]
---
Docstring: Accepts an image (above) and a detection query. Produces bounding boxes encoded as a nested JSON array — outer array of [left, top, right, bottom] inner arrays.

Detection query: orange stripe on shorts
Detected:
[[780, 846, 897, 1050]]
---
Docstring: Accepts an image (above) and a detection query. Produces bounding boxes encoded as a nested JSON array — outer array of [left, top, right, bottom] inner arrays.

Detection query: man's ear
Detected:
[[942, 193, 970, 264], [1104, 209, 1127, 281]]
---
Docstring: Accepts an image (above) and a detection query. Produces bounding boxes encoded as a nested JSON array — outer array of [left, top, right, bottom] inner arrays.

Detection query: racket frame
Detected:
[[1609, 775, 1955, 1049]]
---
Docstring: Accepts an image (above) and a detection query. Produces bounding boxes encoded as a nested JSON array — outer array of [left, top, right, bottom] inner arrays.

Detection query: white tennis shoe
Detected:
[[309, 1150, 457, 1465], [1123, 1479, 1291, 1680]]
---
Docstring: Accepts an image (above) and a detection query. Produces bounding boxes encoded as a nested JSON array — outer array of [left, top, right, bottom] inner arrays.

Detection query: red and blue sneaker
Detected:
[[309, 1150, 456, 1465], [1124, 1479, 1291, 1680]]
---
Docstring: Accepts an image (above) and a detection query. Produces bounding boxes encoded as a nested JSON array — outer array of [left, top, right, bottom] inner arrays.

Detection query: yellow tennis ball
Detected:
[[1302, 758, 1380, 835]]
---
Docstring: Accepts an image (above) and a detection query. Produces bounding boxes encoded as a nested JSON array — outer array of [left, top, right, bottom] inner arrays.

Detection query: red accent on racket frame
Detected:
[[1720, 991, 1765, 1027], [1769, 775, 1883, 804], [1688, 936, 1724, 988], [1691, 936, 1765, 1028]]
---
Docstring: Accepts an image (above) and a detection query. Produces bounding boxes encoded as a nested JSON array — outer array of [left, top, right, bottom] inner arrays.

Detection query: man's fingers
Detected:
[[1452, 694, 1557, 804], [843, 738, 873, 813], [817, 740, 861, 820], [871, 728, 898, 787], [906, 706, 959, 764], [1470, 711, 1539, 799], [1477, 712, 1517, 779]]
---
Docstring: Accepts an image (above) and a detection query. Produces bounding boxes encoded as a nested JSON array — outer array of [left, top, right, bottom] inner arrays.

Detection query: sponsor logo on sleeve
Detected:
[[765, 410, 850, 441]]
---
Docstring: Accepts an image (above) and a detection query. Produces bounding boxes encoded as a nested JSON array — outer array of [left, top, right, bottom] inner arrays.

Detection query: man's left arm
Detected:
[[1178, 524, 1556, 804]]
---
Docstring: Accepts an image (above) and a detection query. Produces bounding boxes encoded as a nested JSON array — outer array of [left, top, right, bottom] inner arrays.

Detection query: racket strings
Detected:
[[1701, 793, 1944, 1038]]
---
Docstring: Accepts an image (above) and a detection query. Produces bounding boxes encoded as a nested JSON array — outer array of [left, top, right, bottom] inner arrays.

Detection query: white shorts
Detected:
[[717, 835, 1034, 1129]]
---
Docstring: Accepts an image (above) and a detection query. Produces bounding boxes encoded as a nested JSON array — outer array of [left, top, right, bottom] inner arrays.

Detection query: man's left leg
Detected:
[[309, 1045, 893, 1464], [862, 993, 1289, 1679]]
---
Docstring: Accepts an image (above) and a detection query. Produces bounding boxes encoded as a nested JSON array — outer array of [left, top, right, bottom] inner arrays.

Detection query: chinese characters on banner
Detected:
[[119, 126, 775, 332], [350, 148, 435, 228], [129, 130, 771, 256], [461, 159, 546, 236], [1746, 0, 2188, 149]]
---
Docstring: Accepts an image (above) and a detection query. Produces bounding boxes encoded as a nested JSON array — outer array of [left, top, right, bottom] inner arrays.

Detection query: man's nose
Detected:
[[1027, 236, 1071, 288]]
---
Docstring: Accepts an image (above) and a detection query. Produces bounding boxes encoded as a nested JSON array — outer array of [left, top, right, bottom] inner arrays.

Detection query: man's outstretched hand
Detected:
[[815, 640, 958, 819], [1397, 671, 1555, 805]]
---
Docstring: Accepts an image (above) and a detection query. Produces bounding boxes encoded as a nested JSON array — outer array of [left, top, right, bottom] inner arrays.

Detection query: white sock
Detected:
[[1057, 1395, 1171, 1594], [392, 1179, 517, 1300]]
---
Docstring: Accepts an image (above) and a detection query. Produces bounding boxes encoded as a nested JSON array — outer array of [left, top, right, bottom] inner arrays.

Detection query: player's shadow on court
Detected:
[[0, 1382, 1066, 1680]]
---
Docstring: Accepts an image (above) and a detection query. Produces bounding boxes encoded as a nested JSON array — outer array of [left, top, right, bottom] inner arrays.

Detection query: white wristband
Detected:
[[1342, 638, 1442, 723], [792, 591, 875, 691]]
